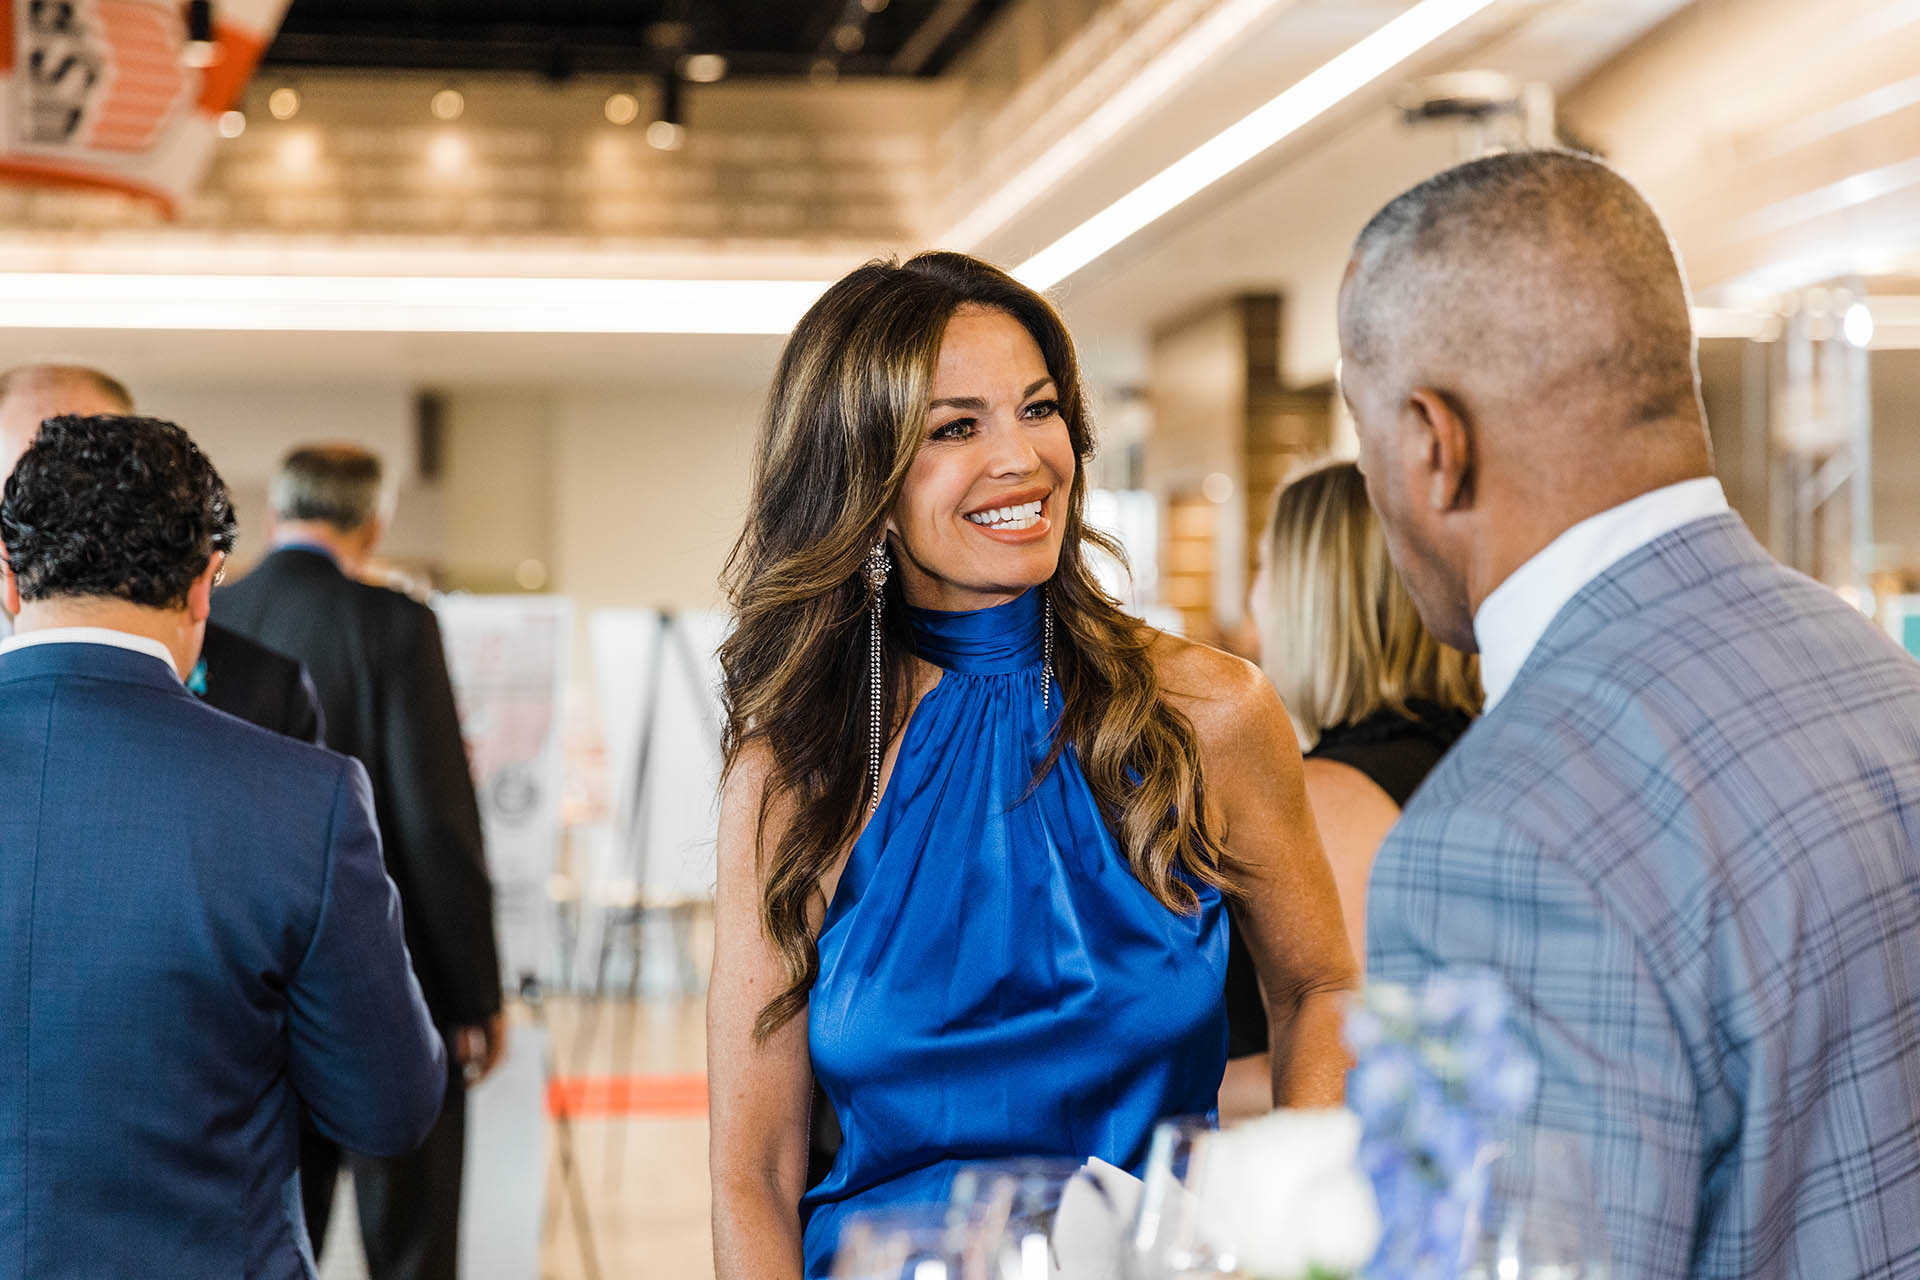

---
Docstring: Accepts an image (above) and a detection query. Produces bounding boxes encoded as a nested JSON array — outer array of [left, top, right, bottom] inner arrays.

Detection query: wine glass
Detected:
[[1123, 1117, 1240, 1279], [831, 1202, 979, 1280], [950, 1158, 1090, 1280], [1461, 1128, 1613, 1280]]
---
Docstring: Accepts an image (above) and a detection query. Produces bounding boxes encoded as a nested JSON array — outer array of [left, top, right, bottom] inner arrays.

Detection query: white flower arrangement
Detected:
[[1198, 1107, 1383, 1280]]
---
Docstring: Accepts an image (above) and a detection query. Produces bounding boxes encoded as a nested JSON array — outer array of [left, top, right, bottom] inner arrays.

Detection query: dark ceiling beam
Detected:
[[889, 0, 982, 76], [264, 31, 835, 79]]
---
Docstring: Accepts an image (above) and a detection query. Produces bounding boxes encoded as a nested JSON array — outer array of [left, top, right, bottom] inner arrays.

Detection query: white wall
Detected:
[[548, 383, 765, 616], [129, 379, 439, 568]]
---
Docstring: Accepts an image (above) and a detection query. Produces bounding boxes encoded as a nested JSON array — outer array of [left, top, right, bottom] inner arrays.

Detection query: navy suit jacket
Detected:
[[0, 642, 446, 1279], [198, 621, 326, 745], [1370, 514, 1920, 1278]]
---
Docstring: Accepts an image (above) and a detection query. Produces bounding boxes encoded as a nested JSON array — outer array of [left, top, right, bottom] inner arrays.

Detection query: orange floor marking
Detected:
[[547, 1073, 709, 1118]]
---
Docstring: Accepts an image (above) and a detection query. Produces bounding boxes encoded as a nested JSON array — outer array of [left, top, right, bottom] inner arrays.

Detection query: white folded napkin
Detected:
[[1048, 1157, 1144, 1280]]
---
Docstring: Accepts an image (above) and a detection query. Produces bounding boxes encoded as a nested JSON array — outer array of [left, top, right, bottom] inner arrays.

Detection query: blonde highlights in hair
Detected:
[[1256, 461, 1480, 748], [720, 252, 1235, 1042]]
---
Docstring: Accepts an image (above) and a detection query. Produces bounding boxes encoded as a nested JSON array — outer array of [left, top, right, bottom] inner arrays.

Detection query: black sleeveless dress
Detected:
[[1223, 699, 1472, 1057]]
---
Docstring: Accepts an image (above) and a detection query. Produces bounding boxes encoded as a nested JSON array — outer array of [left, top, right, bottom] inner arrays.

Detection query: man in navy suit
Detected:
[[1343, 151, 1920, 1277], [0, 363, 325, 743], [0, 413, 446, 1279]]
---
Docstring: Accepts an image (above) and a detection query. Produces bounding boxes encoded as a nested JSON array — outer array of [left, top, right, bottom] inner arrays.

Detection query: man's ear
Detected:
[[187, 552, 225, 623], [1405, 386, 1473, 514], [1, 549, 18, 618]]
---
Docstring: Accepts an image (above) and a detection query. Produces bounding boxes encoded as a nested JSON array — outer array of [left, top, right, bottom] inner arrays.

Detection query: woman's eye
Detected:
[[1023, 399, 1061, 420], [930, 418, 975, 441]]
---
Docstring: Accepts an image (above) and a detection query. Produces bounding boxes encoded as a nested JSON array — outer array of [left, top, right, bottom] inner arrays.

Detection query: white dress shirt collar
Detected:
[[1472, 477, 1731, 712], [0, 625, 184, 684]]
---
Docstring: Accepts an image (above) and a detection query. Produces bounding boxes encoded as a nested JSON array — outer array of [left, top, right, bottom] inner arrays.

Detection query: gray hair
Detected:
[[270, 444, 385, 531], [1342, 149, 1700, 429]]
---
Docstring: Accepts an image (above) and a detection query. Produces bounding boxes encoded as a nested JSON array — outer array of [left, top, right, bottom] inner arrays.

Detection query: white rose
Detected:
[[1197, 1108, 1382, 1280]]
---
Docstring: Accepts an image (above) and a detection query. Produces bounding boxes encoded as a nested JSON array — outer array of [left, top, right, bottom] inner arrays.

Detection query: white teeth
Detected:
[[966, 499, 1044, 530]]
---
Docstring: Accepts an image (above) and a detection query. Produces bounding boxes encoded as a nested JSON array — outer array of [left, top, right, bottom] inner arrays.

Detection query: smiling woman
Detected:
[[705, 251, 1358, 1280]]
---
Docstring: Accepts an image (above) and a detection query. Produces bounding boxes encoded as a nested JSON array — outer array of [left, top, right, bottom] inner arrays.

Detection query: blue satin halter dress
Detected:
[[799, 587, 1229, 1276]]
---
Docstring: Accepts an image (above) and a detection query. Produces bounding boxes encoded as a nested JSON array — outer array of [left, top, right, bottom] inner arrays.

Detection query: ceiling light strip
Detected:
[[1012, 0, 1506, 291], [0, 274, 831, 334], [943, 0, 1292, 251]]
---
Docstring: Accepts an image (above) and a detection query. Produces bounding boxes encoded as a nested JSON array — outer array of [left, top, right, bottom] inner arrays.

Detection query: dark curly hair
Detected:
[[1, 414, 237, 608]]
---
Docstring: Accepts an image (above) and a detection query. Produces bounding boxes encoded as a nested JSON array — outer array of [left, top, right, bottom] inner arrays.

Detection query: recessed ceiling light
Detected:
[[430, 88, 465, 121], [268, 87, 300, 120], [645, 120, 687, 152], [216, 110, 247, 139], [604, 92, 640, 126], [682, 53, 728, 84]]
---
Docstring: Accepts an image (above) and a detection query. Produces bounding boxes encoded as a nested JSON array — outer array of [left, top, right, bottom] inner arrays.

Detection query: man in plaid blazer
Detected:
[[1340, 149, 1920, 1278]]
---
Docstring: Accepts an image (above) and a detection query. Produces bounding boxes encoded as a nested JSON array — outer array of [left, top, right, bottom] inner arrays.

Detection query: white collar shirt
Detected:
[[0, 625, 184, 684], [1473, 477, 1731, 712]]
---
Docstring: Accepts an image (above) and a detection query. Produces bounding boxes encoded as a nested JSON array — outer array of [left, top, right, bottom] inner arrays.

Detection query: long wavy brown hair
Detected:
[[720, 251, 1235, 1040]]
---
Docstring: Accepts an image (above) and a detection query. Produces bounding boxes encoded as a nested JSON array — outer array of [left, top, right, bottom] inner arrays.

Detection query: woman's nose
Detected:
[[985, 419, 1039, 476]]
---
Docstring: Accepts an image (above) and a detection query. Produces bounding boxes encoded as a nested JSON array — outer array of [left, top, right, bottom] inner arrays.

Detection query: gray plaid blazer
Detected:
[[1368, 512, 1920, 1279]]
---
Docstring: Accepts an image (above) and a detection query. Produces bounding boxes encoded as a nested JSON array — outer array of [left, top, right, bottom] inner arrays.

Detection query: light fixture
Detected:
[[831, 22, 866, 54], [1843, 300, 1876, 347], [267, 86, 301, 120], [861, 0, 889, 11], [646, 73, 686, 151], [216, 110, 246, 139], [1010, 0, 1504, 289], [428, 133, 469, 174], [430, 88, 465, 121], [604, 91, 641, 126], [0, 274, 832, 335], [809, 58, 839, 86], [182, 0, 220, 68], [279, 131, 321, 174], [681, 53, 728, 84], [944, 0, 1297, 250]]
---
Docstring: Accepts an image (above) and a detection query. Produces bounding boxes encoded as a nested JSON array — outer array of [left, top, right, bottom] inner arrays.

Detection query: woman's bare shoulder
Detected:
[[1143, 631, 1282, 747], [716, 739, 798, 866]]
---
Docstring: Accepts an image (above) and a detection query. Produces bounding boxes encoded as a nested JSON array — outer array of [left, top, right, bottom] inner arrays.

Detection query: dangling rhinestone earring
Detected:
[[864, 539, 891, 814], [1042, 590, 1055, 714]]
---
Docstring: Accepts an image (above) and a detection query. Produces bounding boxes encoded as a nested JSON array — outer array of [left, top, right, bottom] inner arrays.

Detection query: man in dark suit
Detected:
[[215, 443, 504, 1280], [0, 363, 324, 743], [0, 413, 445, 1279]]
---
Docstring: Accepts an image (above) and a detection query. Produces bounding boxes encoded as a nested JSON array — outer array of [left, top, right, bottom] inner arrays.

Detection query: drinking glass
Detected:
[[1122, 1118, 1240, 1279], [1461, 1128, 1613, 1280], [830, 1202, 979, 1280]]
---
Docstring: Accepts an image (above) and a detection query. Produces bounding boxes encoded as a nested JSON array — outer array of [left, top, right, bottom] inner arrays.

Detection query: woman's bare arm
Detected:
[[708, 744, 814, 1280], [1167, 643, 1361, 1107], [1300, 757, 1401, 972]]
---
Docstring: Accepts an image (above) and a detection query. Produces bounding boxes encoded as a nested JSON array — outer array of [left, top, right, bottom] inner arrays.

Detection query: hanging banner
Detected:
[[0, 0, 289, 211]]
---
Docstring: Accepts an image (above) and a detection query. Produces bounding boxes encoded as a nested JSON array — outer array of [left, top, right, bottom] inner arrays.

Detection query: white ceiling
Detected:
[[0, 0, 1862, 393]]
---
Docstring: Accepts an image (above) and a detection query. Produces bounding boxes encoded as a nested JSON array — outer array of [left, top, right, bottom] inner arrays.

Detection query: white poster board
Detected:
[[434, 593, 572, 988], [589, 608, 727, 907]]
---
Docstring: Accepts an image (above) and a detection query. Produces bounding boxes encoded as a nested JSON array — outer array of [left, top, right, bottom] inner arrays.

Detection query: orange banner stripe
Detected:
[[196, 23, 271, 116], [546, 1074, 710, 1118]]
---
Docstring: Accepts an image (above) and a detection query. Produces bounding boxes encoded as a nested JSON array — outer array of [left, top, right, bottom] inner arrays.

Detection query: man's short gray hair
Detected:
[[270, 445, 385, 531], [1343, 149, 1699, 428]]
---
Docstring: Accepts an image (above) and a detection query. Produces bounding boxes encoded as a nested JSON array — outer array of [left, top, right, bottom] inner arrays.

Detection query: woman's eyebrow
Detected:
[[929, 377, 1055, 411]]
